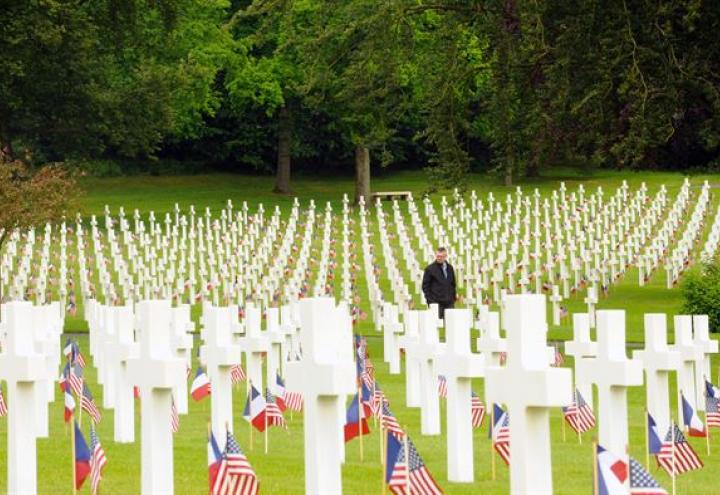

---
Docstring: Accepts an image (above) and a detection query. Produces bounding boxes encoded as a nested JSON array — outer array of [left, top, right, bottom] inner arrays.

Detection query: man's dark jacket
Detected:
[[422, 262, 456, 304]]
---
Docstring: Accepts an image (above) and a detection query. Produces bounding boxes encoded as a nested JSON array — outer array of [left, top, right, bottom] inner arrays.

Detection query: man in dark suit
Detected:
[[422, 247, 456, 319]]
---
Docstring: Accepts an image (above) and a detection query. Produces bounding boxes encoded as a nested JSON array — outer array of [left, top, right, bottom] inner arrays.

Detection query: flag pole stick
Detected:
[[372, 380, 378, 428], [358, 388, 364, 462], [671, 418, 676, 495], [592, 439, 598, 495], [562, 411, 566, 442], [490, 405, 496, 481], [71, 419, 77, 495], [248, 380, 253, 450], [379, 405, 384, 465], [706, 410, 711, 456], [264, 405, 268, 454], [644, 407, 650, 470], [404, 433, 411, 495], [705, 390, 711, 456], [381, 429, 387, 495]]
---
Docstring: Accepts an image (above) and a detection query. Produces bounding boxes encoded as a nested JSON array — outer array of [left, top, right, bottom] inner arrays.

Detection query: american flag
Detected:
[[283, 390, 304, 412], [492, 403, 510, 465], [471, 392, 485, 428], [230, 364, 246, 384], [372, 383, 387, 417], [385, 432, 442, 495], [89, 424, 107, 495], [629, 456, 667, 495], [706, 394, 720, 428], [213, 430, 258, 495], [69, 364, 84, 397], [0, 386, 7, 417], [81, 383, 102, 424], [380, 401, 405, 439], [562, 388, 595, 434], [705, 380, 720, 428], [437, 375, 447, 399], [171, 396, 180, 434], [657, 423, 703, 475], [71, 340, 86, 368], [264, 388, 287, 429]]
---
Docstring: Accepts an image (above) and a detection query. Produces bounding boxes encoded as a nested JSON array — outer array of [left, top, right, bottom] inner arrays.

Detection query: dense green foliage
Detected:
[[2, 1, 719, 190], [682, 260, 720, 332]]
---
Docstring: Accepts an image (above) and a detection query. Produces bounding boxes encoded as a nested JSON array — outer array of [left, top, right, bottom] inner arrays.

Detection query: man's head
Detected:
[[435, 247, 447, 264]]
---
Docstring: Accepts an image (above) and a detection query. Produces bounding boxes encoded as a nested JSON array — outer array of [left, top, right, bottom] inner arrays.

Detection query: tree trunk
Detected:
[[0, 123, 13, 163], [354, 145, 371, 205], [504, 163, 513, 186], [273, 105, 292, 194]]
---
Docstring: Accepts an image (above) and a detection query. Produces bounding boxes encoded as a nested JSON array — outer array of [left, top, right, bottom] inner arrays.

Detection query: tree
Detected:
[[0, 0, 231, 164], [0, 161, 78, 306]]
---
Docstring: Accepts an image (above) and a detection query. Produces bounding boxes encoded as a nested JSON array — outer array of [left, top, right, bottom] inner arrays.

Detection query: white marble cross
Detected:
[[238, 303, 269, 392], [382, 302, 403, 374], [264, 307, 284, 391], [584, 287, 598, 328], [399, 309, 421, 408], [436, 308, 484, 482], [692, 315, 718, 411], [564, 313, 597, 409], [672, 315, 703, 418], [549, 285, 562, 326], [0, 302, 46, 494], [485, 294, 572, 495], [632, 314, 680, 435], [416, 308, 443, 435], [285, 298, 355, 494], [128, 300, 185, 495], [200, 305, 241, 446], [111, 305, 137, 443], [577, 310, 642, 457], [170, 305, 194, 415]]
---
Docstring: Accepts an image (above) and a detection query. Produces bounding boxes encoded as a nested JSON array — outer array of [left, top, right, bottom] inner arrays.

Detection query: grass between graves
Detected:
[[2, 168, 719, 493], [0, 336, 716, 494]]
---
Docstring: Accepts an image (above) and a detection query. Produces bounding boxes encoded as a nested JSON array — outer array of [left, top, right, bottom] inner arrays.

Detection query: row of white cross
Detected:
[[0, 294, 717, 494], [2, 181, 713, 331]]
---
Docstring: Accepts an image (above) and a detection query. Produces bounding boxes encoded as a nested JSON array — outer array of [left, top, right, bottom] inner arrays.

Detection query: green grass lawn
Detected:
[[2, 168, 720, 493]]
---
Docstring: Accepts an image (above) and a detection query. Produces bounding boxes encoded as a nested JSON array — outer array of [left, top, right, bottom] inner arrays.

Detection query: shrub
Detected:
[[680, 260, 720, 333]]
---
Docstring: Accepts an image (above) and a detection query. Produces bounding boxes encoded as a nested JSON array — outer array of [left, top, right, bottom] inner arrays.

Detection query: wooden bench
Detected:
[[371, 191, 412, 202]]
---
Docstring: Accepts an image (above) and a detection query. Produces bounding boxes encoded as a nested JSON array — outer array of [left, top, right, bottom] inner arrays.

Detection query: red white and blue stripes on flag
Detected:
[[89, 424, 107, 495], [212, 429, 258, 495], [344, 392, 370, 442], [385, 431, 442, 495], [681, 393, 706, 437], [191, 366, 211, 401], [657, 423, 703, 475], [492, 403, 510, 465], [243, 384, 267, 432], [74, 421, 92, 490], [596, 444, 627, 495]]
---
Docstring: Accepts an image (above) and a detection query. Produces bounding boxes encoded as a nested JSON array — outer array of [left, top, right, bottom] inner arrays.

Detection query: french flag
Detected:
[[647, 412, 664, 454], [207, 431, 222, 492], [74, 422, 92, 490], [596, 444, 627, 495], [243, 384, 267, 432], [682, 393, 706, 437], [190, 367, 211, 401], [344, 393, 370, 442], [64, 387, 76, 423]]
